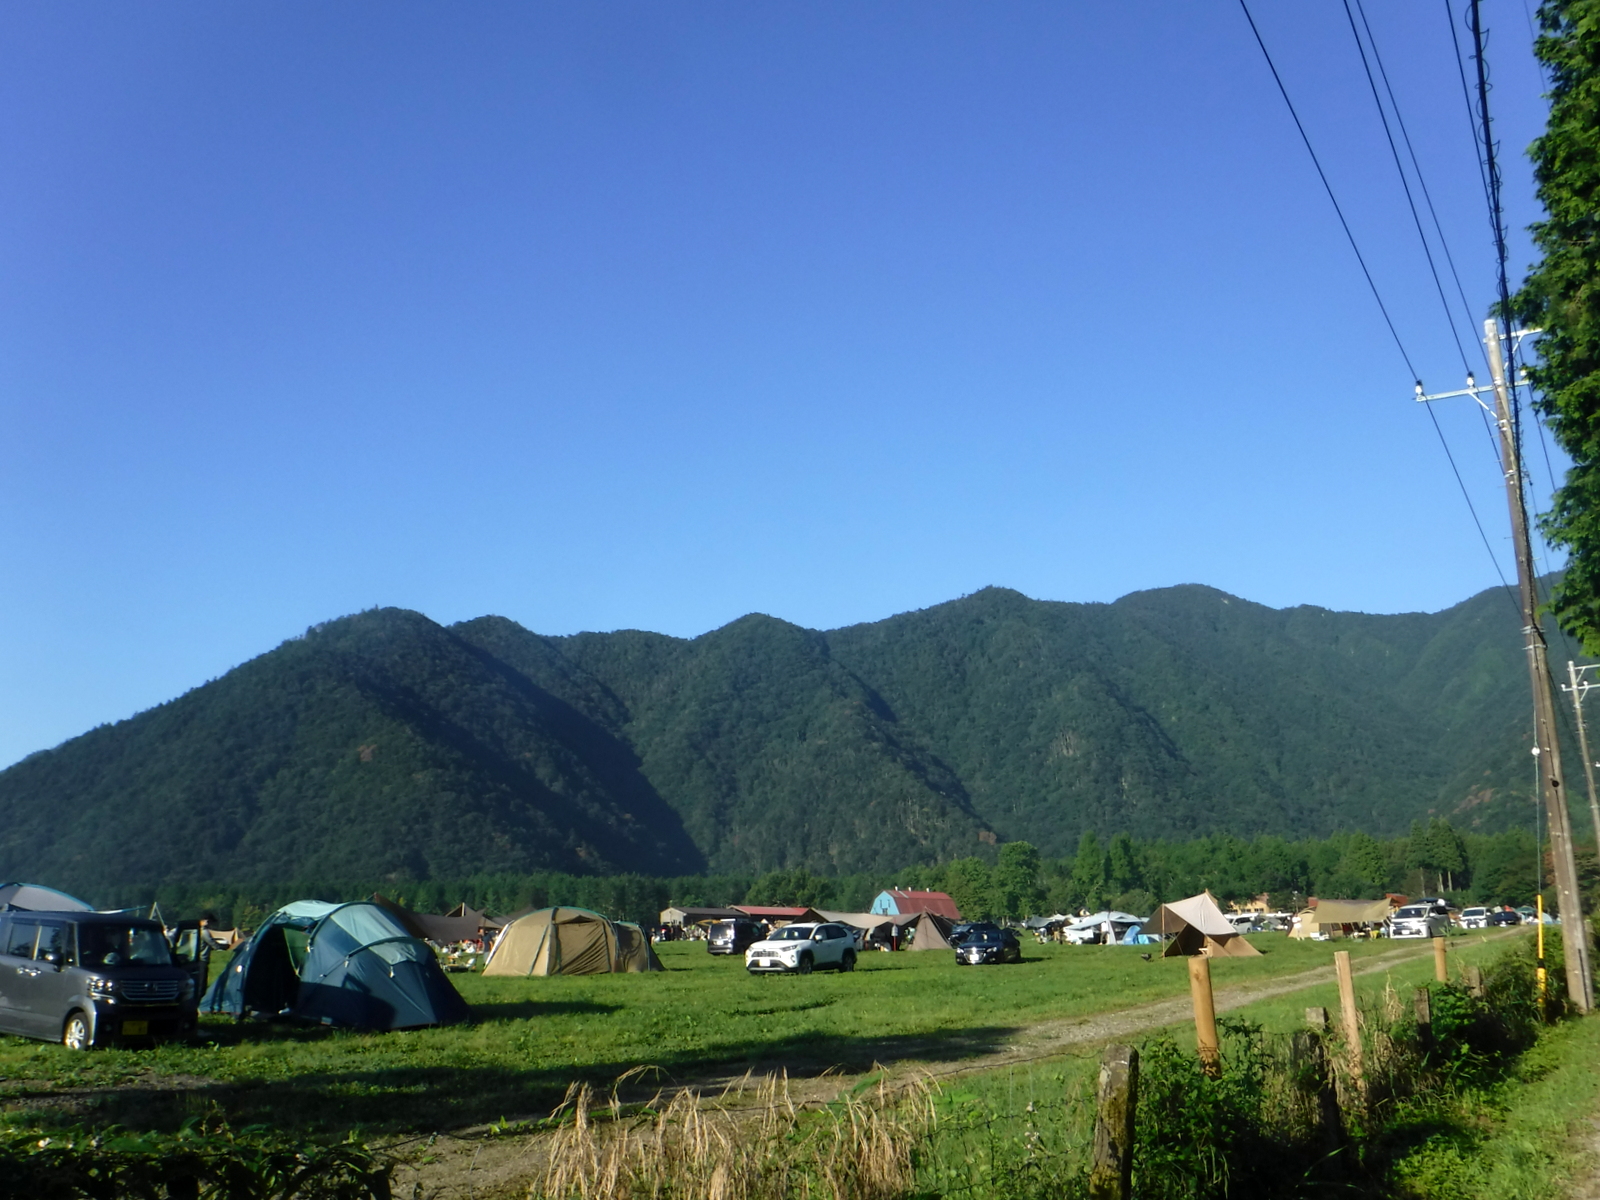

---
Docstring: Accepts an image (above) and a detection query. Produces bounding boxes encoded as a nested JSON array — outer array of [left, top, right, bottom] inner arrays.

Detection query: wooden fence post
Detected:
[[1413, 986, 1433, 1053], [1464, 965, 1485, 999], [1333, 950, 1365, 1093], [1189, 955, 1221, 1077], [1305, 1006, 1329, 1031], [1433, 936, 1448, 983], [1291, 1025, 1343, 1152], [1089, 1043, 1139, 1200]]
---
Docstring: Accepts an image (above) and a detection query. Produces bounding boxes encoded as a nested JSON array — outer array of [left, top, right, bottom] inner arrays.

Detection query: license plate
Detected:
[[122, 1020, 148, 1036]]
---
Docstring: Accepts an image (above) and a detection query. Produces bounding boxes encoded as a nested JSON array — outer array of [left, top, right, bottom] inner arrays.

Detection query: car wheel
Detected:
[[62, 1011, 92, 1052], [797, 954, 813, 975], [840, 951, 856, 972]]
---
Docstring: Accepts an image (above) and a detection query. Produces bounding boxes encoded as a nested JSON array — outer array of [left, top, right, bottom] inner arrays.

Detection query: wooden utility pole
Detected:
[[1563, 660, 1600, 853], [1483, 318, 1593, 1011]]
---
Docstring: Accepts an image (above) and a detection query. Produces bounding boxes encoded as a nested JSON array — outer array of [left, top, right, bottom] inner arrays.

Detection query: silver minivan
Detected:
[[0, 911, 198, 1049]]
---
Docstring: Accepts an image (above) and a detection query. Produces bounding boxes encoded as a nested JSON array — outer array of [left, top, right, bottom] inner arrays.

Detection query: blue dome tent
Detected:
[[206, 900, 469, 1031]]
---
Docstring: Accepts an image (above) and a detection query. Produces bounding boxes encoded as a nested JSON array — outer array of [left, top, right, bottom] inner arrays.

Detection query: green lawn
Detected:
[[0, 934, 1511, 1138]]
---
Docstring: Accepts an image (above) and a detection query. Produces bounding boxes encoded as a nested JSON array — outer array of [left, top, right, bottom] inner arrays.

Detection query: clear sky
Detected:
[[0, 2, 1559, 768]]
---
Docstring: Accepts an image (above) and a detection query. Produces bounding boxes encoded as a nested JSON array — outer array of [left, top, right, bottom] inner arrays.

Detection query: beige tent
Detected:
[[484, 907, 663, 976], [906, 911, 957, 951], [1290, 899, 1391, 939], [1151, 891, 1262, 958]]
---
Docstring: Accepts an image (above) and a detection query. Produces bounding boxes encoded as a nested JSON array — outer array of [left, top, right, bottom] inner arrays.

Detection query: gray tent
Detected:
[[0, 883, 94, 912]]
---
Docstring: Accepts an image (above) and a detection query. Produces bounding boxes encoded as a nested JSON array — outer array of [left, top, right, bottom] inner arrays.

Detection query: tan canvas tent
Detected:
[[484, 907, 663, 976], [907, 911, 957, 951], [1151, 891, 1262, 958], [1291, 899, 1391, 939]]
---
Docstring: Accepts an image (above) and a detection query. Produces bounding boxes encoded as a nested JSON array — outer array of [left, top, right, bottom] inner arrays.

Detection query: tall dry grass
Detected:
[[529, 1071, 933, 1200]]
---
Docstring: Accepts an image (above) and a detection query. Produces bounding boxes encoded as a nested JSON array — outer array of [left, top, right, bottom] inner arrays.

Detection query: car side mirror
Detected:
[[812, 932, 824, 941], [41, 951, 62, 968]]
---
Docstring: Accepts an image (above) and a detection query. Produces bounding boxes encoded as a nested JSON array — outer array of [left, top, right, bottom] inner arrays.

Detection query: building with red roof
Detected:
[[869, 889, 961, 920]]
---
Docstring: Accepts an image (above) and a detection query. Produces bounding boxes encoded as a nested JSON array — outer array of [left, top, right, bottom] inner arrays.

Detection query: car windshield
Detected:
[[964, 931, 1004, 944], [1396, 907, 1427, 919], [77, 924, 173, 969], [1463, 909, 1486, 916], [769, 926, 812, 941]]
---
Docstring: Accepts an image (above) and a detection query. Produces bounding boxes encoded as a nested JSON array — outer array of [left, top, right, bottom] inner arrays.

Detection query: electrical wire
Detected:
[[1351, 0, 1484, 370], [1426, 402, 1520, 610], [1236, 0, 1421, 383], [1238, 1, 1517, 611], [1343, 0, 1474, 374]]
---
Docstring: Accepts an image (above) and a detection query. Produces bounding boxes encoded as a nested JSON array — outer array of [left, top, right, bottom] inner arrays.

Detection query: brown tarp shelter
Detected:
[[1291, 899, 1391, 939], [372, 894, 502, 944], [484, 907, 663, 976], [659, 906, 744, 926], [1151, 891, 1262, 958]]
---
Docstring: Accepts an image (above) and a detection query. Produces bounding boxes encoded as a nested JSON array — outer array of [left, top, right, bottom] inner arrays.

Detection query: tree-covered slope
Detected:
[[0, 610, 706, 891], [0, 579, 1575, 893]]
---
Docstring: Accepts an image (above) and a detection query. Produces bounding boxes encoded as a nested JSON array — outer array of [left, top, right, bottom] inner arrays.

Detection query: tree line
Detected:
[[120, 819, 1563, 931]]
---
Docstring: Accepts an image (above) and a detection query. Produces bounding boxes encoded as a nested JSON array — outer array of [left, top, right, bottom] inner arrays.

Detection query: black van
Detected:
[[0, 911, 198, 1049], [707, 919, 763, 955]]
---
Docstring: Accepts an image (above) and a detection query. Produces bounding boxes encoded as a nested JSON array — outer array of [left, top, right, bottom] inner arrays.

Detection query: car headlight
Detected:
[[88, 977, 116, 998]]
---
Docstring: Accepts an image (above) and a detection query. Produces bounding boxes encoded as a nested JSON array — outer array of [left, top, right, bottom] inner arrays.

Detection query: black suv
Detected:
[[707, 919, 764, 955], [0, 912, 198, 1049]]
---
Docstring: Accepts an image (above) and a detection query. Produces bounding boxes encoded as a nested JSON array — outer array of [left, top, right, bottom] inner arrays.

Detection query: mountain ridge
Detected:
[[0, 579, 1570, 895]]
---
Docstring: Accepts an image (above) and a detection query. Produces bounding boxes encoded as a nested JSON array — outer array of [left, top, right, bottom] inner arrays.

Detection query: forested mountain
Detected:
[[0, 580, 1575, 895]]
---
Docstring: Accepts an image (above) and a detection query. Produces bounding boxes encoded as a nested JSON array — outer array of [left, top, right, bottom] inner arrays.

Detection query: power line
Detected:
[[1238, 0, 1517, 611], [1446, 2, 1496, 242], [1350, 0, 1484, 370], [1425, 401, 1520, 609], [1236, 0, 1421, 382]]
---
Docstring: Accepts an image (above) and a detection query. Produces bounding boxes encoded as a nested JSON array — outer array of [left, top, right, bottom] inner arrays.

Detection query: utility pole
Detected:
[[1484, 319, 1591, 1010], [1562, 660, 1600, 854], [1417, 320, 1592, 1011]]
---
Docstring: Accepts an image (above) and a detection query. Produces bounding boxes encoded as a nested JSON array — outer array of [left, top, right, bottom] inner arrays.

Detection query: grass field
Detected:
[[0, 932, 1521, 1141]]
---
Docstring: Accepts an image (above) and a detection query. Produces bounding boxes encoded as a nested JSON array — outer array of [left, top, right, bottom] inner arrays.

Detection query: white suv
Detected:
[[1459, 907, 1489, 930], [1389, 904, 1449, 939], [745, 923, 857, 975]]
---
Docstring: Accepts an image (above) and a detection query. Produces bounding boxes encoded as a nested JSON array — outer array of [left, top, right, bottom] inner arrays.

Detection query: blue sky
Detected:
[[0, 2, 1557, 767]]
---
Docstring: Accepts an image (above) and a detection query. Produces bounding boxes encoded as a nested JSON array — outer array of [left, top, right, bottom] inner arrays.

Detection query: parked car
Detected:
[[1487, 908, 1522, 927], [954, 928, 1022, 966], [1459, 907, 1489, 930], [745, 923, 857, 975], [1388, 904, 1450, 939], [0, 911, 198, 1049], [706, 919, 764, 956], [950, 921, 1000, 943]]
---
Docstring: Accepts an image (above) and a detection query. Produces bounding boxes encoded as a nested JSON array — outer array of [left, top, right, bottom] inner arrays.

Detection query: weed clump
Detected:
[[531, 1072, 931, 1200]]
